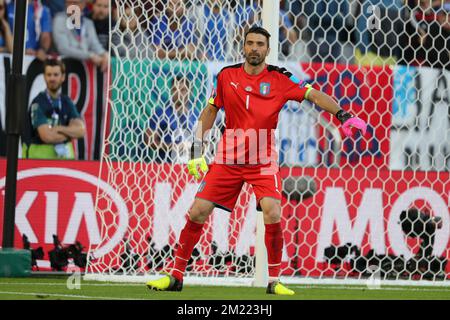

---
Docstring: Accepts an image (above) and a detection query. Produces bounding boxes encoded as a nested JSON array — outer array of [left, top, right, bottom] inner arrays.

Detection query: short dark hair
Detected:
[[44, 59, 66, 74], [244, 26, 271, 47]]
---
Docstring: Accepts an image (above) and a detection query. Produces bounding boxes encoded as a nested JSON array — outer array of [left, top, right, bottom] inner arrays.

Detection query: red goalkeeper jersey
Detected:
[[208, 63, 310, 165]]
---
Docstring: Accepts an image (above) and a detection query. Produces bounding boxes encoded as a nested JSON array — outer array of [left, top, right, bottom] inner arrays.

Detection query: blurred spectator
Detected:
[[145, 0, 166, 23], [0, 0, 12, 53], [287, 0, 316, 61], [397, 0, 439, 66], [45, 0, 90, 17], [234, 0, 258, 28], [398, 1, 424, 66], [53, 0, 108, 72], [41, 0, 65, 17], [149, 0, 199, 60], [356, 0, 403, 52], [355, 0, 404, 66], [145, 75, 199, 163], [7, 0, 52, 61], [234, 0, 298, 58], [306, 0, 350, 63], [422, 4, 450, 70], [22, 59, 85, 160], [190, 0, 234, 60], [289, 0, 315, 36], [85, 0, 94, 13], [410, 0, 442, 31], [279, 1, 299, 58], [111, 3, 152, 59], [88, 0, 110, 51]]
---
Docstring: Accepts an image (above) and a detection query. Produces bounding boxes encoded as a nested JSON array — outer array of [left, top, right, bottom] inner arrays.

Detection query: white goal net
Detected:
[[85, 0, 450, 286]]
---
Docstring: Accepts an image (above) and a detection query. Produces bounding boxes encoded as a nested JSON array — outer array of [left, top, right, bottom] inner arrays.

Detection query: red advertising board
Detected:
[[280, 166, 450, 277], [0, 160, 448, 278]]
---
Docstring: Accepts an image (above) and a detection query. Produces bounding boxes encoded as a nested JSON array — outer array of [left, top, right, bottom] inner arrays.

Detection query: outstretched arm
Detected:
[[305, 86, 367, 137], [305, 87, 341, 115]]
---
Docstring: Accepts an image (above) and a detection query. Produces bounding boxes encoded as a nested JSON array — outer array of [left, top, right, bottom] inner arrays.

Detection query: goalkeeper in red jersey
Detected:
[[147, 26, 367, 295]]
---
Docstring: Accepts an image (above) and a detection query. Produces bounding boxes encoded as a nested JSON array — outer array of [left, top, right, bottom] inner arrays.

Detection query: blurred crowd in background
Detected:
[[0, 0, 448, 70], [0, 1, 445, 165], [119, 0, 450, 70], [0, 0, 109, 70]]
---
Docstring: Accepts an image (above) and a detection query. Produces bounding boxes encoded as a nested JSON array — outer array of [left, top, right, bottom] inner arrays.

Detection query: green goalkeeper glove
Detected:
[[187, 140, 208, 180]]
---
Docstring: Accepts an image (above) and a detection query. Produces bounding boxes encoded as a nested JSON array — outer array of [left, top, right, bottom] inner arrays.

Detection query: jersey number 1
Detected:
[[246, 95, 250, 110]]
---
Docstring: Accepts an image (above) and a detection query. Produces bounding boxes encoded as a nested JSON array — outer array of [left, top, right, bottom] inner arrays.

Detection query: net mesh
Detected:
[[86, 0, 450, 284]]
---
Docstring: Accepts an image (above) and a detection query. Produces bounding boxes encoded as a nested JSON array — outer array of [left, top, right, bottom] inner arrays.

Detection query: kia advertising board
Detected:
[[0, 159, 448, 277]]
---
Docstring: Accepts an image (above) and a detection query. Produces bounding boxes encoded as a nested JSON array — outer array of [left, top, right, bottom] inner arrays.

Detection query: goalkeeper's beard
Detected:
[[245, 53, 265, 66]]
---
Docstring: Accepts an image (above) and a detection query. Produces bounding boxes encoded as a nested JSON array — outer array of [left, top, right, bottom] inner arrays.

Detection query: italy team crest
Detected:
[[260, 82, 271, 95]]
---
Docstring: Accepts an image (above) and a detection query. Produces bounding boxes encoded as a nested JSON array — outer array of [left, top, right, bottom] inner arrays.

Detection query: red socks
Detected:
[[265, 222, 283, 279], [171, 220, 282, 281], [171, 218, 204, 281]]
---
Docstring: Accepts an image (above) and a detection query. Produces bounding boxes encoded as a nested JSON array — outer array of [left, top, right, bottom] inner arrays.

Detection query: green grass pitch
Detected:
[[0, 277, 450, 300]]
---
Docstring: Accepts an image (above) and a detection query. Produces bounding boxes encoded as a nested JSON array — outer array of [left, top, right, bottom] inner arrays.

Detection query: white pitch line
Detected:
[[2, 283, 448, 293], [2, 282, 450, 290], [0, 282, 143, 287], [291, 285, 450, 293], [0, 291, 151, 300]]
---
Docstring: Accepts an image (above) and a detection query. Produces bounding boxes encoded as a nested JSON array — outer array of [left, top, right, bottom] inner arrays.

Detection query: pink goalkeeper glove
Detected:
[[336, 110, 367, 138]]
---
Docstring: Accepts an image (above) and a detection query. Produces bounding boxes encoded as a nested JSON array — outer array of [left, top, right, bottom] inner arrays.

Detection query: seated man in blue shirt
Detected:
[[23, 59, 86, 159], [53, 0, 108, 72], [149, 0, 199, 60], [145, 75, 199, 163], [7, 0, 52, 60]]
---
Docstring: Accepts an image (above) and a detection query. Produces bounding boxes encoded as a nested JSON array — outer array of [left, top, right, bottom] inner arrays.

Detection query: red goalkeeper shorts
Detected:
[[195, 163, 282, 212]]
